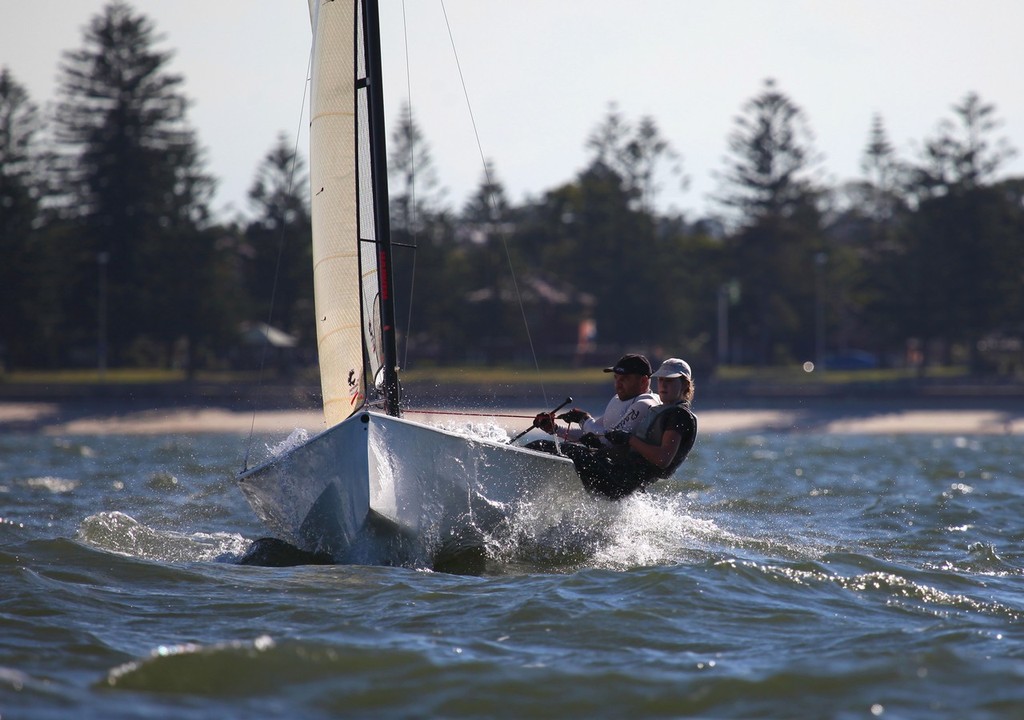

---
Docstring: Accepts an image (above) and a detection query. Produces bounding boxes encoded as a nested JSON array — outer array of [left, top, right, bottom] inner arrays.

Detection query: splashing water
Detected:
[[266, 428, 311, 457], [420, 418, 745, 572], [434, 419, 512, 444]]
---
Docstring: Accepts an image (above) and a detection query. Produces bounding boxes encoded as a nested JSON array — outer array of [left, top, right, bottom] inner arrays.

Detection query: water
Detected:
[[2, 428, 1024, 718]]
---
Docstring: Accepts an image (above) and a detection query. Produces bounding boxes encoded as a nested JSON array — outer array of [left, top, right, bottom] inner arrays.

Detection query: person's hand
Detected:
[[557, 408, 590, 425], [605, 430, 631, 446], [534, 412, 556, 434]]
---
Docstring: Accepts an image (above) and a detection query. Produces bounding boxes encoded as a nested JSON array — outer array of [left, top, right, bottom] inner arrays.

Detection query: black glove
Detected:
[[605, 430, 631, 446], [534, 412, 555, 434], [579, 433, 603, 448], [557, 408, 590, 425]]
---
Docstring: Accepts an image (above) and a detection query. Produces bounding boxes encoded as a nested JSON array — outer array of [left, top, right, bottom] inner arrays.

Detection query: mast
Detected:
[[362, 0, 402, 417]]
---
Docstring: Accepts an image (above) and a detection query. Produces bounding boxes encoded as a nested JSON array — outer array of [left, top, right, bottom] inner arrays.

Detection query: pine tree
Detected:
[[388, 101, 444, 234], [841, 114, 910, 356], [859, 114, 905, 223], [54, 1, 213, 366], [586, 104, 685, 213], [715, 79, 825, 365], [717, 79, 822, 222], [901, 94, 1021, 371], [244, 134, 313, 350], [0, 68, 47, 368], [913, 92, 1017, 198]]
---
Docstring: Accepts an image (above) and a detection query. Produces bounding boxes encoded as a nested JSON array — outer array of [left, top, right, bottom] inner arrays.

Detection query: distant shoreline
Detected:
[[2, 394, 1021, 436]]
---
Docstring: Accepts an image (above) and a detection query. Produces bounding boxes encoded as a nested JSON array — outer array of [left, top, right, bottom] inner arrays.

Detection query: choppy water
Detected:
[[2, 426, 1023, 718]]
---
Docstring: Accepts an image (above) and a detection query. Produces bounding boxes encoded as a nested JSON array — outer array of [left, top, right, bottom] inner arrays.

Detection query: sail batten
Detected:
[[313, 254, 359, 269]]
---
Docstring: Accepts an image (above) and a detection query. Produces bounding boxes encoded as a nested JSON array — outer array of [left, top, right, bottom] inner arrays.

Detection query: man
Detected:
[[528, 356, 697, 500], [533, 353, 660, 447]]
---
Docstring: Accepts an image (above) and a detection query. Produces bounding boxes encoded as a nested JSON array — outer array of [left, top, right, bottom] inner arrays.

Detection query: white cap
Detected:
[[651, 358, 692, 379]]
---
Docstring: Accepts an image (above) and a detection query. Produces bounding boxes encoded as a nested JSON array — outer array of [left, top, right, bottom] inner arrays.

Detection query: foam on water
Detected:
[[22, 476, 80, 494]]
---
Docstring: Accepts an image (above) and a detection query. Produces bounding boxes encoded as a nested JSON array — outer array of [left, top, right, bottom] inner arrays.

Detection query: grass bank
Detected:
[[3, 365, 1020, 404], [0, 363, 991, 389]]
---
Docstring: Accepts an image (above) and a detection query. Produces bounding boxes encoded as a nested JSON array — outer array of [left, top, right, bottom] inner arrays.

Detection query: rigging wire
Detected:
[[407, 409, 536, 420], [241, 49, 312, 474], [439, 0, 549, 407]]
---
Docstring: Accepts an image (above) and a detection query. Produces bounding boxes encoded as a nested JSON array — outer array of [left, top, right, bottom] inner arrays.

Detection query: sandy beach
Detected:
[[2, 398, 1022, 436]]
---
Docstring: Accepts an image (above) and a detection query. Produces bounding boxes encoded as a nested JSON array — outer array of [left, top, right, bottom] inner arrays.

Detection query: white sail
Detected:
[[308, 0, 383, 426]]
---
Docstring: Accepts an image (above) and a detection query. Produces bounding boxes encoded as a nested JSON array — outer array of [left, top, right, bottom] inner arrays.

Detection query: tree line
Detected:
[[2, 2, 1022, 378]]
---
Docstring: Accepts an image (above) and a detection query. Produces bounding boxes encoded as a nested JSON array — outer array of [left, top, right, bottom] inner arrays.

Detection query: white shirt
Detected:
[[566, 392, 660, 444]]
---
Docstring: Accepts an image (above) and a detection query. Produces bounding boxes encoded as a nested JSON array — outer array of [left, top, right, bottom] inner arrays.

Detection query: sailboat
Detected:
[[237, 0, 581, 567]]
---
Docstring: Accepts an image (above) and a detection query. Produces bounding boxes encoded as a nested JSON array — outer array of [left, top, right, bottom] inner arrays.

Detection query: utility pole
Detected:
[[97, 251, 109, 381], [814, 252, 827, 370]]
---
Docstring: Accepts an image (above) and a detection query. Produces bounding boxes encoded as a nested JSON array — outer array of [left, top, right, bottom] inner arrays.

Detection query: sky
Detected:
[[2, 1, 1023, 222]]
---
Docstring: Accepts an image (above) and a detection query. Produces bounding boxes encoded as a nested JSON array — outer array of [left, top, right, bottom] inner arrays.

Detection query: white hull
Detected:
[[238, 411, 581, 565]]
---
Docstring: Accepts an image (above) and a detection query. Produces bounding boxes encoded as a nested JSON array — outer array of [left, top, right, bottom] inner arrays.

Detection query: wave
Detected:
[[77, 511, 250, 563]]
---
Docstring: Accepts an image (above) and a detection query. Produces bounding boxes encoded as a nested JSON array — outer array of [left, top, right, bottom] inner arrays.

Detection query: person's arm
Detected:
[[534, 408, 596, 442], [557, 408, 593, 441], [626, 429, 683, 469], [580, 414, 603, 436]]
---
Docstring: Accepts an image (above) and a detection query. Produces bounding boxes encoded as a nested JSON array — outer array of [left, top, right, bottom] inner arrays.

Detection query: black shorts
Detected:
[[525, 440, 655, 500]]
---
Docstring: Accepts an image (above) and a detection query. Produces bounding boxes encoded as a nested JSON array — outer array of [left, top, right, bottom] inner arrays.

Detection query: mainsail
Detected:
[[308, 0, 392, 426]]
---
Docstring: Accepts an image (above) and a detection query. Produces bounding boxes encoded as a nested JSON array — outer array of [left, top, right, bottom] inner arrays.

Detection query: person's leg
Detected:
[[574, 452, 651, 500], [524, 439, 559, 454], [525, 440, 650, 500]]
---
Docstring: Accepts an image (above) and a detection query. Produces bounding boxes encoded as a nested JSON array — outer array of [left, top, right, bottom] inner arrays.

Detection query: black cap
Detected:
[[603, 353, 652, 376]]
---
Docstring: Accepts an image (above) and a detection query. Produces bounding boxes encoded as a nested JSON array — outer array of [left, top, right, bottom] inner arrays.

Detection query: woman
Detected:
[[605, 357, 697, 486]]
